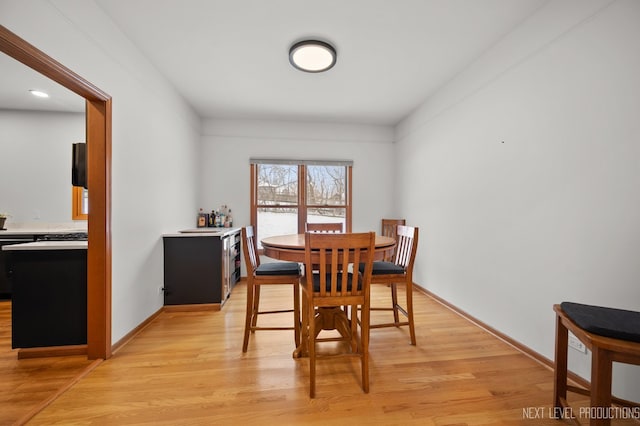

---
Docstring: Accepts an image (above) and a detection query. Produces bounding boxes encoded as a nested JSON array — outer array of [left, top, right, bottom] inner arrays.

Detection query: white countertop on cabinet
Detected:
[[0, 227, 87, 236], [2, 241, 88, 251], [163, 227, 241, 238]]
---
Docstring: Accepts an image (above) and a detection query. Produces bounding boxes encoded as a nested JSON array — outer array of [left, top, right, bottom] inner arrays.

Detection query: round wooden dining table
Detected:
[[261, 233, 396, 263]]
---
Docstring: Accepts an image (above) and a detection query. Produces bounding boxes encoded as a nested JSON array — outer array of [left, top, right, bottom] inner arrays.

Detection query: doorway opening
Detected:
[[0, 25, 112, 360]]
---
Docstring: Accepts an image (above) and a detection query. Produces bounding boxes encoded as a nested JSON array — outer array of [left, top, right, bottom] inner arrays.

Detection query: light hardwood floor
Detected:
[[4, 284, 637, 425], [0, 300, 96, 425]]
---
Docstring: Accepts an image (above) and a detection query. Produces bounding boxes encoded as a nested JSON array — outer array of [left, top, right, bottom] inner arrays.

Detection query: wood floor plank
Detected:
[[3, 285, 638, 425]]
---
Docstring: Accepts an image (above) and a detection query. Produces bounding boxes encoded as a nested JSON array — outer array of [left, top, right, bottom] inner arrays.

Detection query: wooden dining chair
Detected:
[[553, 302, 640, 426], [361, 225, 419, 345], [381, 218, 406, 261], [305, 222, 343, 233], [300, 231, 375, 398], [241, 226, 302, 352]]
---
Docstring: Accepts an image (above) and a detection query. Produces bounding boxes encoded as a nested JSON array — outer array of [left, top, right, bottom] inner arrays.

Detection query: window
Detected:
[[72, 186, 88, 220], [251, 159, 352, 247]]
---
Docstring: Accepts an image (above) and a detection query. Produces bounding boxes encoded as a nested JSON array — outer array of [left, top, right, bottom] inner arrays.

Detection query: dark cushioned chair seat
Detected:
[[358, 261, 405, 275], [560, 301, 640, 343], [312, 272, 358, 292], [255, 262, 300, 276]]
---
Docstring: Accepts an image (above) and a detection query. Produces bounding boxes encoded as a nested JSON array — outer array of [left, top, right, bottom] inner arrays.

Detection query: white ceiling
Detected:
[[2, 0, 548, 125], [0, 53, 85, 113]]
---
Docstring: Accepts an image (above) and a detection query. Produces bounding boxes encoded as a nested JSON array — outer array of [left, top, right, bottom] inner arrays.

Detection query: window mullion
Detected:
[[250, 164, 257, 229], [346, 165, 352, 232], [298, 164, 307, 233]]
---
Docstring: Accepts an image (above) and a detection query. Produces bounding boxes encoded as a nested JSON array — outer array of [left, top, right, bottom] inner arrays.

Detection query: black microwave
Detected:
[[72, 142, 87, 189]]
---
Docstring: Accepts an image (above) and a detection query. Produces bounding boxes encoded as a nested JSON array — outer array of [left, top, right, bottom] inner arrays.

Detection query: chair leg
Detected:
[[390, 283, 400, 324], [405, 280, 416, 345], [361, 300, 370, 393], [242, 282, 255, 353], [251, 285, 261, 330], [553, 315, 569, 412], [293, 282, 301, 347], [308, 300, 316, 398], [350, 303, 358, 353], [296, 287, 311, 358], [591, 347, 613, 426]]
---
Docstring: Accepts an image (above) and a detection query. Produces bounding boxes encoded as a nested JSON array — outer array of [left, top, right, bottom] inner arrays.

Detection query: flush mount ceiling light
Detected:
[[289, 40, 336, 73], [29, 89, 49, 98]]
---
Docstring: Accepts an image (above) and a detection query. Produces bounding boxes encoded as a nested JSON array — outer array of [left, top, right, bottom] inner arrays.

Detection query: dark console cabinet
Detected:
[[163, 228, 241, 307]]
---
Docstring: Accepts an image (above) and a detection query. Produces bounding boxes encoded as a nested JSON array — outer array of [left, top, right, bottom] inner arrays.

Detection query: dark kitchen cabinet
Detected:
[[0, 234, 38, 298], [163, 228, 241, 307], [9, 248, 87, 348]]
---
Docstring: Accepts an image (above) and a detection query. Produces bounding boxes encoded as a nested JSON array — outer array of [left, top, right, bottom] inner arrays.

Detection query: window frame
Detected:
[[250, 160, 352, 247], [72, 185, 88, 220]]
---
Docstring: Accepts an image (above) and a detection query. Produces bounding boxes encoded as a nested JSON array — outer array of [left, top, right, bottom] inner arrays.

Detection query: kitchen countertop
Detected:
[[0, 227, 87, 235], [2, 241, 88, 251], [163, 227, 241, 238]]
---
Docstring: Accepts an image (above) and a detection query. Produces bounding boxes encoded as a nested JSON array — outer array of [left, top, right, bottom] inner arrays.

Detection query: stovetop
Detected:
[[37, 232, 88, 241]]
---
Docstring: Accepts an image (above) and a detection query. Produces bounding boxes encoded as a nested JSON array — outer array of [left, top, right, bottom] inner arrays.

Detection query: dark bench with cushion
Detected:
[[553, 302, 640, 426]]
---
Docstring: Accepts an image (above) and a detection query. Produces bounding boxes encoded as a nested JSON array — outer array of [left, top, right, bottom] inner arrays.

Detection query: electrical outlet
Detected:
[[568, 332, 587, 354]]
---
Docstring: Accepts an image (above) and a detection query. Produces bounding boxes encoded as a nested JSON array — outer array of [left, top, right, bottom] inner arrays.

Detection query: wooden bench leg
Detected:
[[590, 347, 613, 426], [553, 314, 569, 412], [553, 303, 640, 426]]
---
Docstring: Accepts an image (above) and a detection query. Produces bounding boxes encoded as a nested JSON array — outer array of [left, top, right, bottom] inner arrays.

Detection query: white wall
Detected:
[[1, 0, 202, 342], [200, 118, 396, 234], [0, 109, 85, 225], [396, 0, 640, 400]]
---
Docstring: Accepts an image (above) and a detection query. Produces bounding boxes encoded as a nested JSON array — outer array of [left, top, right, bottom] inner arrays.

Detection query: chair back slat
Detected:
[[381, 218, 405, 239], [381, 219, 405, 261], [306, 222, 344, 233], [242, 226, 260, 272], [393, 225, 418, 270]]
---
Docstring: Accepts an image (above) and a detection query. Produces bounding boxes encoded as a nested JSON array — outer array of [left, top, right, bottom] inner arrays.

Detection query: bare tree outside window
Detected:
[[306, 165, 345, 205], [306, 165, 345, 224], [258, 164, 298, 207]]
